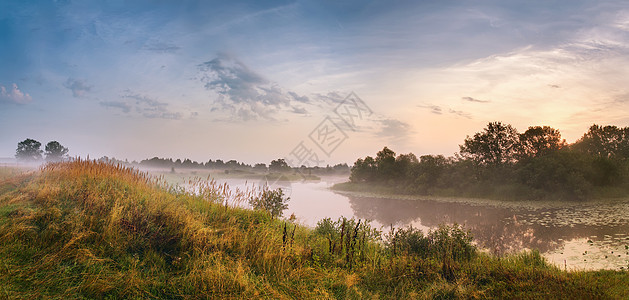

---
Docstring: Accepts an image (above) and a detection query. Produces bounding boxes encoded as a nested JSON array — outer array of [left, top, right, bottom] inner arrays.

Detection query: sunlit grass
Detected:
[[0, 160, 626, 298]]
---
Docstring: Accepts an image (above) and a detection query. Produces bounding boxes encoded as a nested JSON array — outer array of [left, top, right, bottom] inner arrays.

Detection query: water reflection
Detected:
[[345, 194, 629, 270], [148, 170, 629, 270]]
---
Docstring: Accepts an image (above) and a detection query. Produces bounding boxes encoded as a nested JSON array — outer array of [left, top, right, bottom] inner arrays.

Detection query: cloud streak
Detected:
[[99, 90, 184, 119], [418, 103, 472, 119], [417, 104, 443, 115], [461, 96, 489, 103]]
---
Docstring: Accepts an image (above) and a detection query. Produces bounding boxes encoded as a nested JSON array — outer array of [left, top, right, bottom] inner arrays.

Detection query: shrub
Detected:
[[248, 186, 289, 218]]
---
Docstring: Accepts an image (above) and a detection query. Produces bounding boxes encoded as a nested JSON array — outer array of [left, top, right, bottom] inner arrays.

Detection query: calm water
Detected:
[[163, 171, 629, 271]]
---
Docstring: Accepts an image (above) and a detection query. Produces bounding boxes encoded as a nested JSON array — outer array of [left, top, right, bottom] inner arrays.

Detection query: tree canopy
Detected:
[[15, 138, 43, 161], [348, 122, 629, 200], [45, 141, 69, 162], [269, 159, 291, 173], [459, 122, 520, 165]]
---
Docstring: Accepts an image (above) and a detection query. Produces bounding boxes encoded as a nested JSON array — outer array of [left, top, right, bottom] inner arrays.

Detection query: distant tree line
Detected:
[[350, 123, 629, 200], [15, 138, 69, 162], [139, 156, 350, 174]]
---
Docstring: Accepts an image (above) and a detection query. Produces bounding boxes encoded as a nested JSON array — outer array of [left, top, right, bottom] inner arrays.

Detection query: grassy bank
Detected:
[[0, 161, 627, 298]]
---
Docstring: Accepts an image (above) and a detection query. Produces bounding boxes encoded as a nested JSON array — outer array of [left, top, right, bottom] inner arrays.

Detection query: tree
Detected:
[[269, 158, 291, 173], [350, 156, 377, 182], [572, 124, 629, 159], [459, 122, 520, 165], [253, 163, 268, 172], [16, 138, 43, 161], [375, 147, 397, 180], [395, 153, 419, 180], [518, 126, 565, 159], [44, 141, 69, 162], [248, 186, 290, 218], [413, 155, 449, 187]]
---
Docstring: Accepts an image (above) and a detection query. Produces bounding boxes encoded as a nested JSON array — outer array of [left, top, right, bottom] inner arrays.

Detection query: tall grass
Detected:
[[0, 160, 626, 299]]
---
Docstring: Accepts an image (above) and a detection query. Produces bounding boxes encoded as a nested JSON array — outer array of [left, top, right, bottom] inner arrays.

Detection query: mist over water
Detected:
[[170, 172, 628, 271]]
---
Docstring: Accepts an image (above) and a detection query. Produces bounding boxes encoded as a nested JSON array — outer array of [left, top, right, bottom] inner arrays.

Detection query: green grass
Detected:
[[0, 161, 627, 299]]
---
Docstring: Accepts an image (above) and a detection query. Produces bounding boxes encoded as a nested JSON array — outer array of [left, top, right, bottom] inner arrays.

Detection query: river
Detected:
[[154, 170, 629, 271]]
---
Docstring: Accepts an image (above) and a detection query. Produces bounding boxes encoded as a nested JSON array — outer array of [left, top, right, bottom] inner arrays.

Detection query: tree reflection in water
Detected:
[[346, 195, 629, 269]]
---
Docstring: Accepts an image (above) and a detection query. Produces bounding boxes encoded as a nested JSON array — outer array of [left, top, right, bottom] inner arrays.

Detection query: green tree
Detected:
[[44, 141, 69, 162], [518, 126, 566, 159], [375, 147, 397, 180], [349, 156, 377, 182], [413, 155, 449, 190], [15, 138, 43, 161], [459, 122, 520, 165], [249, 186, 290, 218], [395, 153, 419, 181], [269, 159, 291, 173]]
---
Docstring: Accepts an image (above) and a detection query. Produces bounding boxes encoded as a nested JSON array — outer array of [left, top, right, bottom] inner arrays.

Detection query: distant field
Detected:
[[0, 165, 32, 180]]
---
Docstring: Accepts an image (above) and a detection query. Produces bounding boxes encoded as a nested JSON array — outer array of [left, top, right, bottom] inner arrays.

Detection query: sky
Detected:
[[2, 0, 629, 165]]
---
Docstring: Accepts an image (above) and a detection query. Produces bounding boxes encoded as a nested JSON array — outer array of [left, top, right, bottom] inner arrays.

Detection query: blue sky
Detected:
[[2, 0, 629, 165]]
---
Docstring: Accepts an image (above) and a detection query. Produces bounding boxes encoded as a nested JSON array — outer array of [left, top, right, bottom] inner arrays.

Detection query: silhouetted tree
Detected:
[[518, 126, 565, 159], [459, 122, 520, 165], [572, 124, 629, 159], [44, 141, 69, 162], [269, 159, 291, 172], [16, 138, 43, 161]]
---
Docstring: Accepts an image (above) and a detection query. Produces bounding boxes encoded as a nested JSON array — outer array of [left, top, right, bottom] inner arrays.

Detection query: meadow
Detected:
[[0, 160, 627, 299]]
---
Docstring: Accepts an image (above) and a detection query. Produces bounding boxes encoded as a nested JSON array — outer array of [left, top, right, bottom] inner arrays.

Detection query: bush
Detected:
[[313, 217, 381, 268], [248, 186, 289, 218], [387, 223, 475, 262]]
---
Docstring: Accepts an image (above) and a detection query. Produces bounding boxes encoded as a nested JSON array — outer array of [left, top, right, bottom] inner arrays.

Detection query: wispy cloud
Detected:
[[100, 100, 131, 113], [375, 118, 413, 143], [312, 92, 346, 105], [99, 90, 183, 119], [461, 96, 489, 103], [418, 103, 472, 119], [417, 104, 443, 115], [64, 78, 91, 97], [0, 83, 32, 104], [198, 53, 311, 120], [448, 109, 472, 119], [141, 40, 181, 53]]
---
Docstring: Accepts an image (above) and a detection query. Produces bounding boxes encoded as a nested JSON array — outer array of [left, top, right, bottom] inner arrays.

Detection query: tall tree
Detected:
[[518, 126, 566, 159], [16, 138, 43, 161], [459, 122, 520, 165], [375, 147, 397, 179], [573, 124, 629, 159], [44, 141, 69, 162]]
